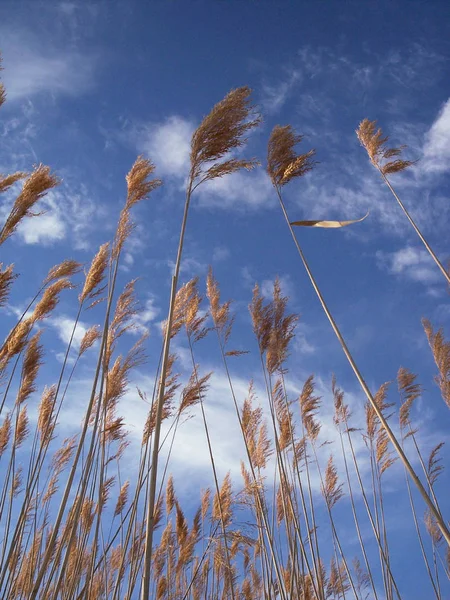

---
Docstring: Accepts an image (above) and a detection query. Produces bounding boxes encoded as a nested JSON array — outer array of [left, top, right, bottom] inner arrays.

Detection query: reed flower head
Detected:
[[190, 87, 261, 185], [356, 118, 416, 175], [267, 125, 316, 187], [80, 242, 109, 303], [0, 164, 60, 246]]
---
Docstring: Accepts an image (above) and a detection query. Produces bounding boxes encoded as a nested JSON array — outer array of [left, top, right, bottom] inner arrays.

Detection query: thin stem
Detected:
[[275, 185, 450, 548]]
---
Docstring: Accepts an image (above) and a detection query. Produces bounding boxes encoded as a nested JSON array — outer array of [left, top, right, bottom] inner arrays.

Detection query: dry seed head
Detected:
[[126, 156, 162, 209], [179, 368, 212, 414], [166, 475, 175, 514], [212, 472, 233, 528], [114, 481, 130, 516], [356, 118, 415, 175], [0, 172, 27, 194], [17, 331, 44, 405], [398, 367, 422, 428], [267, 125, 316, 187], [190, 86, 261, 184], [249, 283, 273, 354], [0, 318, 33, 372], [15, 406, 29, 447], [332, 375, 350, 425], [80, 242, 109, 303], [79, 324, 101, 356], [422, 318, 450, 409], [427, 442, 445, 487], [266, 277, 298, 374], [0, 263, 16, 307], [0, 164, 60, 246], [324, 455, 343, 508], [0, 413, 12, 457], [425, 509, 443, 545], [299, 375, 321, 440], [32, 277, 72, 322], [44, 259, 82, 286]]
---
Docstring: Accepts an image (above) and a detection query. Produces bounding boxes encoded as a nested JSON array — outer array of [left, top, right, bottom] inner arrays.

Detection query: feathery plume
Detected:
[[0, 263, 16, 307], [79, 242, 109, 303], [79, 325, 101, 356], [324, 455, 344, 508], [356, 118, 415, 175], [267, 125, 316, 186], [398, 367, 422, 429], [114, 481, 130, 517], [32, 277, 72, 322], [37, 385, 57, 442], [423, 318, 450, 409], [0, 164, 60, 246], [17, 331, 44, 405], [44, 259, 82, 286], [190, 87, 260, 184], [0, 413, 12, 457]]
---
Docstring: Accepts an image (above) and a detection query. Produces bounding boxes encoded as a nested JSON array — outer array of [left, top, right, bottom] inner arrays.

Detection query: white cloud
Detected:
[[260, 69, 301, 114], [212, 245, 230, 262], [49, 316, 90, 349], [422, 98, 450, 174], [0, 29, 96, 102], [376, 246, 440, 284], [196, 169, 273, 210], [261, 274, 295, 300], [0, 182, 108, 248], [138, 116, 194, 179]]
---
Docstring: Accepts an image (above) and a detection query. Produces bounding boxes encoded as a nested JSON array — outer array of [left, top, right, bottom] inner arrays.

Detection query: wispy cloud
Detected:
[[422, 98, 450, 174], [0, 29, 96, 102], [260, 68, 301, 114], [0, 181, 108, 248], [137, 116, 195, 180], [376, 246, 441, 284]]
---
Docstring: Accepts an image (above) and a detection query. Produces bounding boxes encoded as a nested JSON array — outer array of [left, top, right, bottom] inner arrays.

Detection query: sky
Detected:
[[1, 1, 450, 598]]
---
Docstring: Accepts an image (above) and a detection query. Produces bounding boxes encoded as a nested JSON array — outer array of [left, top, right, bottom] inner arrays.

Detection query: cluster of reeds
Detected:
[[0, 50, 450, 599]]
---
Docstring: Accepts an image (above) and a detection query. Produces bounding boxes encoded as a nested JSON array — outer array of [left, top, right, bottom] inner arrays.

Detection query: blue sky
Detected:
[[1, 1, 450, 598]]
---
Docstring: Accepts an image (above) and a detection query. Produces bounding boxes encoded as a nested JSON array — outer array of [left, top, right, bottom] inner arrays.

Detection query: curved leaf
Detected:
[[290, 211, 369, 229]]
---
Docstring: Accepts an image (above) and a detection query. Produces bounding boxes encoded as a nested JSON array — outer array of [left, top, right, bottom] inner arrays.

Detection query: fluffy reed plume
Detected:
[[0, 165, 60, 246], [16, 331, 43, 405], [427, 442, 445, 488], [79, 325, 101, 356], [37, 385, 57, 442], [0, 412, 11, 457], [0, 264, 16, 307], [356, 119, 415, 175], [179, 367, 212, 414], [79, 242, 110, 304], [266, 278, 298, 374], [423, 318, 450, 408], [31, 277, 72, 322], [327, 557, 350, 598], [300, 375, 321, 441], [357, 119, 449, 285], [44, 259, 82, 286], [190, 87, 260, 185], [267, 125, 316, 187], [0, 171, 27, 194], [323, 455, 344, 509], [398, 367, 422, 429], [0, 318, 32, 371], [113, 157, 162, 259], [14, 406, 29, 448]]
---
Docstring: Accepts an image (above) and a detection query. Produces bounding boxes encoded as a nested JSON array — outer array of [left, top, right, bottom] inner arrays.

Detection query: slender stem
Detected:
[[275, 185, 450, 548], [380, 171, 450, 286], [141, 178, 193, 600]]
